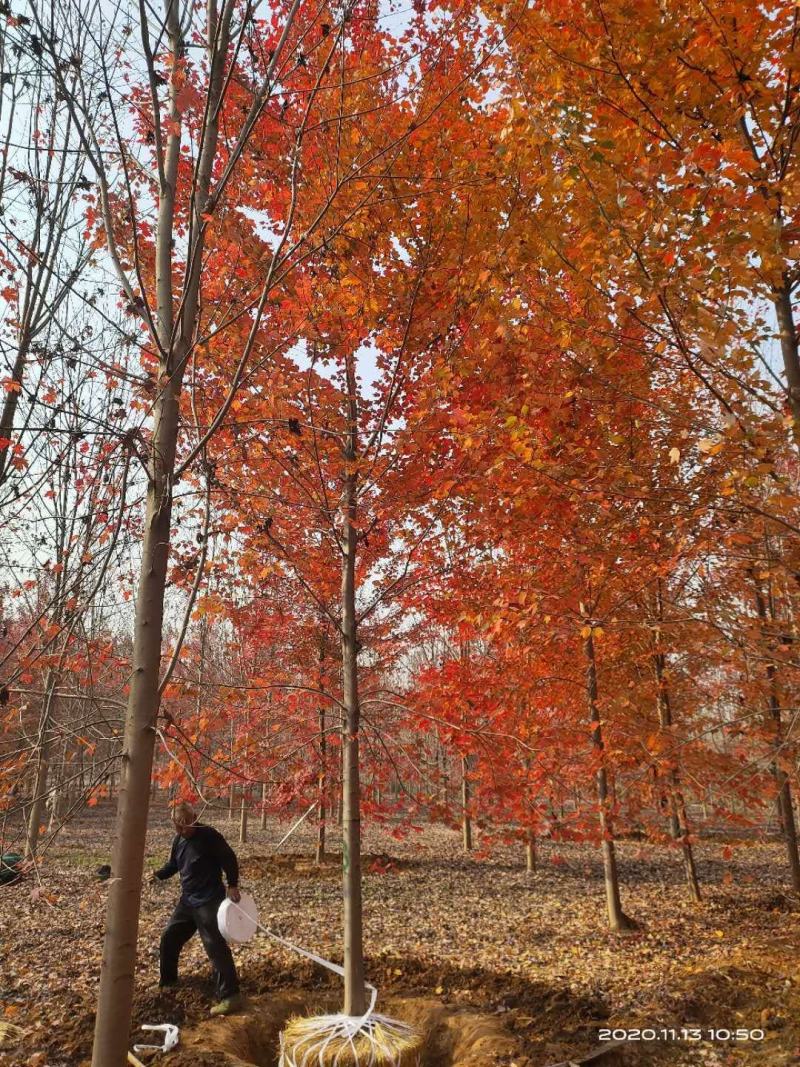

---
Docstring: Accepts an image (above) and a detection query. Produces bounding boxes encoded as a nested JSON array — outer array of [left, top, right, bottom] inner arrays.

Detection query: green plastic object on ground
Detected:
[[0, 853, 23, 884]]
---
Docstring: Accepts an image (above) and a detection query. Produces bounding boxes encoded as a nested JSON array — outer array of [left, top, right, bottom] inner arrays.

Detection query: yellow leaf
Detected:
[[698, 438, 723, 455]]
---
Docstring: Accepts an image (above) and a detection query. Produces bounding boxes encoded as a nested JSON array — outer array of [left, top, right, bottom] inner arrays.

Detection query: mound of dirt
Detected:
[[165, 993, 528, 1067]]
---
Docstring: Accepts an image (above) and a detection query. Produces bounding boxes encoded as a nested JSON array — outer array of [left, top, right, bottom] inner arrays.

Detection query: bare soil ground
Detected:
[[0, 802, 798, 1066]]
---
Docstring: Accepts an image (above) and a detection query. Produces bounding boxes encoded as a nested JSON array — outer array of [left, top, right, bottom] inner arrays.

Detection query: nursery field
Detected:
[[8, 0, 800, 1063], [0, 805, 798, 1067]]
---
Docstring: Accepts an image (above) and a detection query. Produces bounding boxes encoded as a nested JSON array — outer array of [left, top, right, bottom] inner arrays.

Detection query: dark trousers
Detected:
[[159, 896, 239, 1000]]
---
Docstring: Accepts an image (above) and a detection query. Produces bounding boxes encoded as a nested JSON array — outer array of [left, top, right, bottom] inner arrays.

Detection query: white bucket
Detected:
[[217, 892, 258, 943]]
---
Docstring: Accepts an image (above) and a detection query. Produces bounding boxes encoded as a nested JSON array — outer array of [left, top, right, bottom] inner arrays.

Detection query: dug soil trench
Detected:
[[166, 993, 524, 1067]]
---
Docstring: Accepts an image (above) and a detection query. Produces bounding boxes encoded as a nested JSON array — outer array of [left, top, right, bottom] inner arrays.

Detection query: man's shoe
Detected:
[[210, 994, 243, 1016], [159, 979, 179, 989]]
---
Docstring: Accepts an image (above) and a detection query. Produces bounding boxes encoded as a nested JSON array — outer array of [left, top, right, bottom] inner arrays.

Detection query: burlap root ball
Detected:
[[279, 1013, 423, 1067]]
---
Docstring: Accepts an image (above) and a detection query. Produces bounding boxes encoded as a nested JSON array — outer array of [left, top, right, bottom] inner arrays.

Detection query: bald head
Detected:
[[171, 801, 198, 837]]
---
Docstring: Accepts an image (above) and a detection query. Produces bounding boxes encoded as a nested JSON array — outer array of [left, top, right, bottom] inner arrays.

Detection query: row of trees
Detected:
[[2, 0, 800, 1063]]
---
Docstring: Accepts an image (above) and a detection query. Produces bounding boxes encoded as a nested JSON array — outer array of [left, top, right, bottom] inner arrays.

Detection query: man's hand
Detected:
[[227, 886, 241, 903]]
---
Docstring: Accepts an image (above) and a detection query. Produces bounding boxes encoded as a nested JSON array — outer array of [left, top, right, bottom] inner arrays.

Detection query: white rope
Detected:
[[230, 900, 378, 1024], [278, 1012, 417, 1067], [272, 802, 319, 852]]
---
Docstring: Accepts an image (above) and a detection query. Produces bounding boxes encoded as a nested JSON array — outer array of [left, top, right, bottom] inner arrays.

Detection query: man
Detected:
[[152, 801, 243, 1015]]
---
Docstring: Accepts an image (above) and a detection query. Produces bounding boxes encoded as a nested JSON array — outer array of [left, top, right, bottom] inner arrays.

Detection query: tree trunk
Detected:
[[775, 791, 786, 833], [47, 781, 58, 834], [675, 792, 701, 897], [341, 531, 365, 1014], [336, 734, 344, 829], [461, 755, 473, 851], [25, 755, 50, 858], [585, 629, 633, 932], [341, 357, 365, 1017], [525, 831, 536, 873], [47, 783, 64, 833], [774, 282, 800, 448], [91, 380, 181, 1067], [0, 336, 29, 489], [653, 582, 701, 902], [741, 90, 800, 449], [260, 781, 267, 831], [25, 672, 58, 858], [769, 708, 800, 893], [752, 571, 800, 894], [239, 795, 248, 845], [316, 703, 327, 865]]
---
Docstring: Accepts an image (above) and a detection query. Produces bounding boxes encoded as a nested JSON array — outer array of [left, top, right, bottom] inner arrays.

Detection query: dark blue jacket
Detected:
[[155, 824, 239, 907]]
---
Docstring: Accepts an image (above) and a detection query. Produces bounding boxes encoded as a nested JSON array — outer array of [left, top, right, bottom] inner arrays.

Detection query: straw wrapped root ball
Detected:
[[279, 1012, 423, 1067], [0, 1022, 24, 1049]]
